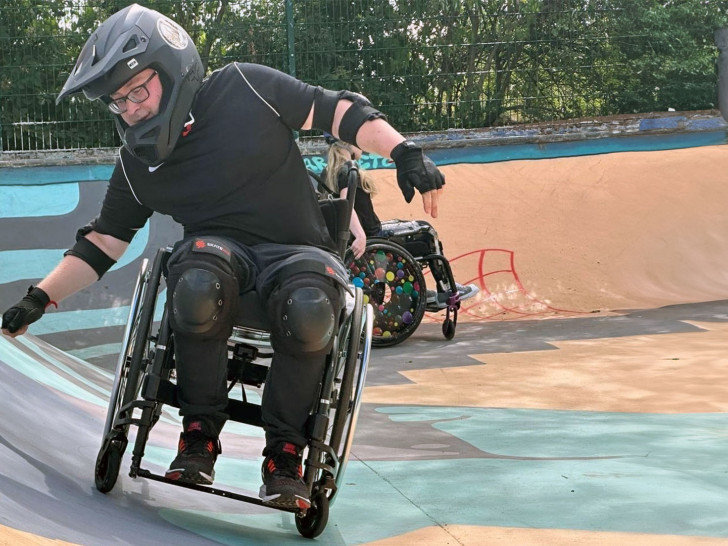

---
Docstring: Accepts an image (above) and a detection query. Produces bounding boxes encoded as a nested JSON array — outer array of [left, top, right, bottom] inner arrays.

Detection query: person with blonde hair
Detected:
[[324, 137, 380, 258]]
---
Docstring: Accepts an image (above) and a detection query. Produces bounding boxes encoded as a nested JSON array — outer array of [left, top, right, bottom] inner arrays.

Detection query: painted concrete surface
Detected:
[[1, 140, 728, 544]]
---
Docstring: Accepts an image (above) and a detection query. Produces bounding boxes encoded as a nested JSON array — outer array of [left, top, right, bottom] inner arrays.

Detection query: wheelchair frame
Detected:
[[94, 164, 373, 539]]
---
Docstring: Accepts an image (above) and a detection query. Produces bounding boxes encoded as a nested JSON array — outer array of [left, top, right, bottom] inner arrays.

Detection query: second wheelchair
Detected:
[[345, 219, 478, 347]]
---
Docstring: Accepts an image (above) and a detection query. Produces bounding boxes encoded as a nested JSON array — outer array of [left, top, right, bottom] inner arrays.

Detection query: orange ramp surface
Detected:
[[367, 145, 728, 319]]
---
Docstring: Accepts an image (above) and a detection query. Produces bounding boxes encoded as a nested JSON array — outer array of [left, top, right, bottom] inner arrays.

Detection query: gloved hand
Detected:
[[1, 286, 52, 335], [391, 140, 445, 203]]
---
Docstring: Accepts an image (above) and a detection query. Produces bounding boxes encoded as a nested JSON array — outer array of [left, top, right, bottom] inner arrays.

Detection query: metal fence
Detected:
[[1, 0, 725, 152]]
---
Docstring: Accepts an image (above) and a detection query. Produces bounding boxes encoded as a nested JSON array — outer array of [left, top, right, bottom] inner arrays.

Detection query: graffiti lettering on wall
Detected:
[[303, 153, 394, 175]]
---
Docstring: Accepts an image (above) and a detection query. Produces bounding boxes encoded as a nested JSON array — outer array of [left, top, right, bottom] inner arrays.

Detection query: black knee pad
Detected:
[[268, 274, 343, 356], [167, 238, 244, 339]]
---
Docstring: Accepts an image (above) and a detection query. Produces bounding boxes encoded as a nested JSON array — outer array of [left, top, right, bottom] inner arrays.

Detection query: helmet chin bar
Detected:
[[116, 69, 183, 166], [119, 117, 166, 166]]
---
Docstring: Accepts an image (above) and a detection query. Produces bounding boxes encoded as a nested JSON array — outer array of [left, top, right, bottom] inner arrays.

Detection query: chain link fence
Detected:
[[1, 0, 725, 152]]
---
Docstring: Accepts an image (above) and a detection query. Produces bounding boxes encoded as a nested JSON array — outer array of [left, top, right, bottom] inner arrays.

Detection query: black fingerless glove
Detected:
[[1, 286, 52, 334], [391, 140, 446, 203]]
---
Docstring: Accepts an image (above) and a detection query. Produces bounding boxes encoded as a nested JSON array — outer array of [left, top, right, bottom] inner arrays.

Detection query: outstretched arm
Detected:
[[352, 117, 444, 219], [302, 100, 444, 218], [39, 231, 129, 301], [2, 232, 129, 337]]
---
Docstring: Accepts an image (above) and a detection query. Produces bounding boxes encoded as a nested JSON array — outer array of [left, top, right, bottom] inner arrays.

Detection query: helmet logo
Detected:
[[157, 18, 188, 50], [127, 58, 139, 69]]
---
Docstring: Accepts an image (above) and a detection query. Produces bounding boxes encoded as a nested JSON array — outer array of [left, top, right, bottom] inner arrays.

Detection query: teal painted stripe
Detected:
[[0, 249, 67, 284], [0, 222, 150, 284], [4, 129, 725, 181], [368, 406, 728, 538], [30, 288, 166, 335], [0, 183, 79, 217], [427, 130, 728, 166], [0, 164, 114, 185], [0, 336, 108, 406], [32, 306, 130, 335], [140, 406, 728, 543], [67, 343, 122, 361], [304, 129, 728, 174]]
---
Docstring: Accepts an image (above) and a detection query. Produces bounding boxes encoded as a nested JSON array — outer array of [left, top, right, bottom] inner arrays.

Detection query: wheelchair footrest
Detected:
[[135, 468, 300, 513]]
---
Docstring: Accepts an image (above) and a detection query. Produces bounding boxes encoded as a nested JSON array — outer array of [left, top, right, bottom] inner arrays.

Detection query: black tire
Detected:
[[345, 240, 426, 347], [94, 439, 124, 493], [321, 292, 372, 505], [295, 491, 330, 539], [443, 318, 456, 340]]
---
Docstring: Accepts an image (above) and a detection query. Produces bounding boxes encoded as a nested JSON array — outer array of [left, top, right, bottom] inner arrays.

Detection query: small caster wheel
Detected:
[[442, 318, 456, 340], [95, 439, 124, 493], [295, 491, 329, 538]]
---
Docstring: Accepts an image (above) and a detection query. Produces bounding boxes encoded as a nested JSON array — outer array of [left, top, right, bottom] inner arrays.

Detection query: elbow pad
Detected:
[[64, 237, 117, 279], [312, 89, 386, 147]]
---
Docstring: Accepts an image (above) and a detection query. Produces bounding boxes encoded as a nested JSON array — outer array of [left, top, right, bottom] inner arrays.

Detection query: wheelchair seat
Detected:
[[232, 290, 271, 331]]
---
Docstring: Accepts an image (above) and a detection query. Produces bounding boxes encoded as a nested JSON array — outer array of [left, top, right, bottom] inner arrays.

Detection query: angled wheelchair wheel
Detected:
[[102, 258, 157, 440], [321, 290, 372, 506], [345, 240, 426, 347], [96, 255, 162, 493], [328, 289, 367, 454]]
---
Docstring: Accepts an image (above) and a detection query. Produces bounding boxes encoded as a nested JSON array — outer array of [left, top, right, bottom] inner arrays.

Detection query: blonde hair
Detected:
[[325, 142, 377, 197]]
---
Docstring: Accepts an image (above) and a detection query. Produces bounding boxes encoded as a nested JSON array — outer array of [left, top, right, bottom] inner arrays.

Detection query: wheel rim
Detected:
[[346, 242, 425, 345]]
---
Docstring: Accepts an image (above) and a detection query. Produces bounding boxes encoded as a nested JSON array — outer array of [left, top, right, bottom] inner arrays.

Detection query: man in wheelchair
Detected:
[[1, 4, 444, 512]]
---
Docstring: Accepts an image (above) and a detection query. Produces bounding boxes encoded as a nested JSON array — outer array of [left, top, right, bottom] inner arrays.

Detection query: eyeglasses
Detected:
[[107, 71, 158, 114]]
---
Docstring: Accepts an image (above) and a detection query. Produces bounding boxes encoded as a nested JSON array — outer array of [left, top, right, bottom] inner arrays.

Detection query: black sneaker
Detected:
[[259, 442, 311, 510], [165, 420, 221, 485]]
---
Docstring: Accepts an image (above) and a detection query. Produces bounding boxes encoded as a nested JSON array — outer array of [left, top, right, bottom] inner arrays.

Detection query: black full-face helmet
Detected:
[[57, 3, 204, 165]]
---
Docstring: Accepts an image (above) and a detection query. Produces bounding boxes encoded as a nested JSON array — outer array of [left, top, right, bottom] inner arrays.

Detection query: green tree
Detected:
[[612, 0, 728, 113]]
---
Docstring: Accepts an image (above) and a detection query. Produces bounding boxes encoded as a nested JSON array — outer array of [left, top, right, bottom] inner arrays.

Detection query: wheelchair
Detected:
[[308, 170, 465, 348], [345, 219, 463, 347], [94, 164, 373, 539]]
